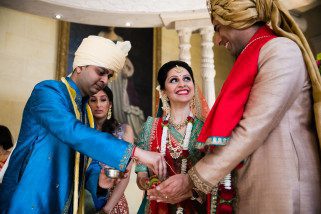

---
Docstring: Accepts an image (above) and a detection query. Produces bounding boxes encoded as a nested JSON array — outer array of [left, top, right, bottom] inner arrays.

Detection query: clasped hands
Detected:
[[146, 174, 194, 204], [133, 148, 196, 204]]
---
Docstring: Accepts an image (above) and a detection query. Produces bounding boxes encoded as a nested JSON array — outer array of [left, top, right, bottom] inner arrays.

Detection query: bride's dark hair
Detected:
[[157, 60, 195, 90]]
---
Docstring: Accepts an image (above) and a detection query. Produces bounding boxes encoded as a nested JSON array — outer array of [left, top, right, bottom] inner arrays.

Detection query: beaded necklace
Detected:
[[241, 35, 273, 54]]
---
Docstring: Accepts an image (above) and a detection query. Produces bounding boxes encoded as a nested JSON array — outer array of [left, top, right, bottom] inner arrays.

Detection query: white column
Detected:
[[177, 28, 192, 65], [200, 26, 215, 108]]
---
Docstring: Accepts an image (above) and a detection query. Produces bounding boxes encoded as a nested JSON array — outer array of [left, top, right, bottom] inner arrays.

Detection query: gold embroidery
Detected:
[[188, 166, 213, 194], [151, 118, 159, 151], [61, 77, 95, 214]]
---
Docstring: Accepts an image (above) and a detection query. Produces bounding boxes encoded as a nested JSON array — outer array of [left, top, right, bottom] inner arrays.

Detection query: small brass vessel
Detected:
[[104, 168, 124, 179]]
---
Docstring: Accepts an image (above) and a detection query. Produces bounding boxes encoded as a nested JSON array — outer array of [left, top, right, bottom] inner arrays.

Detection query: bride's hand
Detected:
[[147, 174, 193, 204]]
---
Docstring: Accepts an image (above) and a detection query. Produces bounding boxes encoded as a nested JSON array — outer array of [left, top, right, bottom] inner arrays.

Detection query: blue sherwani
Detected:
[[0, 78, 132, 213]]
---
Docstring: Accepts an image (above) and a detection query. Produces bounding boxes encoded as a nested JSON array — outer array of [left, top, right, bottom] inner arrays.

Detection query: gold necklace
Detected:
[[169, 117, 188, 130]]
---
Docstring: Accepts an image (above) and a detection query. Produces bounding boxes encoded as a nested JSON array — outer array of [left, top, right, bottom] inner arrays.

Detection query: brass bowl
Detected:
[[104, 168, 124, 179]]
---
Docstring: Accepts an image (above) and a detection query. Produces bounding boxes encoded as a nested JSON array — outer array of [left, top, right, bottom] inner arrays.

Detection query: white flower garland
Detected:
[[161, 112, 194, 156], [160, 114, 170, 155], [223, 173, 232, 190], [182, 115, 193, 150]]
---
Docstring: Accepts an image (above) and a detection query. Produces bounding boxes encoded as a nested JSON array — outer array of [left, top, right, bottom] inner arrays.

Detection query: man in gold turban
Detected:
[[148, 0, 321, 213], [0, 36, 167, 213]]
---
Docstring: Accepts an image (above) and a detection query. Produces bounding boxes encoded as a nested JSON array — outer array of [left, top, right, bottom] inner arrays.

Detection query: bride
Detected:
[[135, 60, 210, 214]]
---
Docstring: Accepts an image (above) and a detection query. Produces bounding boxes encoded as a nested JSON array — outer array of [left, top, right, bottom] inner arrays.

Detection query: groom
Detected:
[[148, 0, 321, 213]]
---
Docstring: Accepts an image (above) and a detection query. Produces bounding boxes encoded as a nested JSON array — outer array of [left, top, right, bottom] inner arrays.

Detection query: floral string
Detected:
[[161, 112, 194, 214], [160, 114, 170, 155]]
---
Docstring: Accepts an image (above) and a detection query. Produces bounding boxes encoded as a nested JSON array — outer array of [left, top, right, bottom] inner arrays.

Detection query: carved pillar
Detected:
[[56, 21, 70, 80], [177, 28, 192, 65], [200, 26, 215, 108]]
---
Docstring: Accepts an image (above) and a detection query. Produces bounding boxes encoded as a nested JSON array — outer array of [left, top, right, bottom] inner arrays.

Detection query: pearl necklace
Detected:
[[241, 35, 272, 54]]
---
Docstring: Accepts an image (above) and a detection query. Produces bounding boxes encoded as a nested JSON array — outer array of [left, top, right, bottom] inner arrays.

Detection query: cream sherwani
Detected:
[[195, 37, 321, 213]]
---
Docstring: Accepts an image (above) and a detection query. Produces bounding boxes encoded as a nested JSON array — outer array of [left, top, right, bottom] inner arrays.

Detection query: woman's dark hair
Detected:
[[157, 60, 194, 90], [0, 125, 13, 150], [100, 86, 120, 134]]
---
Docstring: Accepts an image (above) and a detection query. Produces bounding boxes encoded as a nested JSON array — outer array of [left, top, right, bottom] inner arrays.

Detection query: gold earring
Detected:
[[161, 92, 170, 116], [189, 96, 196, 114], [107, 108, 112, 119]]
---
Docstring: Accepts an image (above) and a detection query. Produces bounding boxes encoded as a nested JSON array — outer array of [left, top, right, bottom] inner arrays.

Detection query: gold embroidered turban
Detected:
[[208, 0, 275, 29], [208, 0, 321, 148], [73, 36, 131, 77]]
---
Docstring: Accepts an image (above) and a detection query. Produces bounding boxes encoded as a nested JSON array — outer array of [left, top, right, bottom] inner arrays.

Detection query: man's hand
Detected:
[[134, 147, 167, 180], [147, 174, 193, 204]]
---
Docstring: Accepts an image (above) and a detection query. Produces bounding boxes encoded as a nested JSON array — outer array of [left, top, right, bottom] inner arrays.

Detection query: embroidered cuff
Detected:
[[205, 136, 230, 146], [119, 143, 134, 171], [188, 166, 213, 194], [196, 136, 230, 150]]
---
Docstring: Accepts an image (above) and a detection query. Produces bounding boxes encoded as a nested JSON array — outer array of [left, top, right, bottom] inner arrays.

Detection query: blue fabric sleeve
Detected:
[[28, 81, 133, 171]]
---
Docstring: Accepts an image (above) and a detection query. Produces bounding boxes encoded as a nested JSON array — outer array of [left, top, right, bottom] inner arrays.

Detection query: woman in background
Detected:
[[135, 60, 209, 214], [88, 86, 134, 214]]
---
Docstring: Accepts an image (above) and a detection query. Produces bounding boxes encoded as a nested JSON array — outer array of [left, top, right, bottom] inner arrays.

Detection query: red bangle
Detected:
[[131, 146, 137, 158]]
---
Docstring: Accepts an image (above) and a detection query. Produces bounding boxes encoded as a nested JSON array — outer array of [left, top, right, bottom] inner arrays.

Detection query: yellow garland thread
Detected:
[[61, 77, 94, 214]]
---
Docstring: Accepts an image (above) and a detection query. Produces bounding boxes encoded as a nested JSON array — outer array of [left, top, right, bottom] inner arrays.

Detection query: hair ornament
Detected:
[[175, 65, 184, 73]]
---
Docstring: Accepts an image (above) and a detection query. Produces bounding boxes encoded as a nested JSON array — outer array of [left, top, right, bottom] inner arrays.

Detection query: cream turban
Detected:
[[208, 0, 321, 148], [73, 35, 131, 77]]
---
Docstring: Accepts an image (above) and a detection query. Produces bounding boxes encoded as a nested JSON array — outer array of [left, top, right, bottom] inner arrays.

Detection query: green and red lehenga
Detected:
[[135, 116, 208, 214]]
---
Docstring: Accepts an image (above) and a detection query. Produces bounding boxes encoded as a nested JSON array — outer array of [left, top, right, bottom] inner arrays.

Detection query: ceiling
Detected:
[[0, 0, 320, 28]]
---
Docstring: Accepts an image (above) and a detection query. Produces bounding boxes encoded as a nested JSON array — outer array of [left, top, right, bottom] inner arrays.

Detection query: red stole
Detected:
[[197, 25, 277, 145]]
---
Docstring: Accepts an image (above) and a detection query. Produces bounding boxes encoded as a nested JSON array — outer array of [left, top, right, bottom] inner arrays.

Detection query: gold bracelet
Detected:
[[188, 166, 213, 194]]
